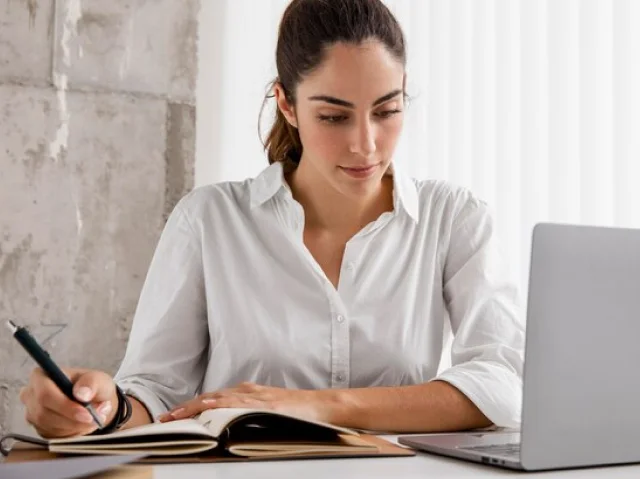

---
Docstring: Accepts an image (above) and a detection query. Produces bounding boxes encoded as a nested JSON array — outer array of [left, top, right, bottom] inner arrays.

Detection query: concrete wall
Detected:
[[0, 0, 199, 437]]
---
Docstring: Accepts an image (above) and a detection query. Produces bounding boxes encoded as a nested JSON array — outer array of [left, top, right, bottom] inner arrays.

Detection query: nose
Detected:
[[349, 117, 377, 158]]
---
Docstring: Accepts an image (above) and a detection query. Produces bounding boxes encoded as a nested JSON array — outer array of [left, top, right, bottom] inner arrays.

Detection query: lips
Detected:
[[340, 165, 377, 171], [339, 163, 379, 179]]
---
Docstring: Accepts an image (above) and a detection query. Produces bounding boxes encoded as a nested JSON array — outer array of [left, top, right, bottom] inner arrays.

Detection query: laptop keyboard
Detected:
[[463, 442, 521, 459]]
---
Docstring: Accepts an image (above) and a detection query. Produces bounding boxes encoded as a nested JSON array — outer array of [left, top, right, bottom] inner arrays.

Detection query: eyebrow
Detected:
[[308, 89, 403, 108]]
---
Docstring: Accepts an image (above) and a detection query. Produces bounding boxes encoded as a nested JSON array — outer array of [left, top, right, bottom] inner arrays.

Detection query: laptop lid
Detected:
[[520, 223, 640, 470]]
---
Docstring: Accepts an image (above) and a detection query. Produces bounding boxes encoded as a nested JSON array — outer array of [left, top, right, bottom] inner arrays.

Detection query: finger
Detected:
[[158, 393, 264, 422], [157, 397, 210, 422], [30, 372, 109, 425], [24, 394, 97, 439], [68, 370, 114, 404], [159, 390, 230, 421], [26, 404, 85, 437]]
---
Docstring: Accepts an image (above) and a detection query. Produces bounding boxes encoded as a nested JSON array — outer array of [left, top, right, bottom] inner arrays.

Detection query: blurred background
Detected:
[[1, 0, 639, 437]]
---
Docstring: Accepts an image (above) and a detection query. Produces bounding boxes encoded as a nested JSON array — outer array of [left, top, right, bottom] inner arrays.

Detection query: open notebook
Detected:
[[0, 408, 413, 463]]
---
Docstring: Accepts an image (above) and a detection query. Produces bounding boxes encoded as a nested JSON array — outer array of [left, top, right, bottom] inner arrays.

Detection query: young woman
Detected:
[[20, 0, 524, 438]]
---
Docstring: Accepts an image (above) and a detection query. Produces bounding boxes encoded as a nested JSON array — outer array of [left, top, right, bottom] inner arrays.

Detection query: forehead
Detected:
[[297, 40, 404, 103]]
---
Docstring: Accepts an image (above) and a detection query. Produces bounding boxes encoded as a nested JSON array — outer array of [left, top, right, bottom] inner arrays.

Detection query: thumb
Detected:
[[71, 370, 115, 404]]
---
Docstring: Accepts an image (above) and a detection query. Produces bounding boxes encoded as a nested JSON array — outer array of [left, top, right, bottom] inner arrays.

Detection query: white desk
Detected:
[[152, 435, 640, 478]]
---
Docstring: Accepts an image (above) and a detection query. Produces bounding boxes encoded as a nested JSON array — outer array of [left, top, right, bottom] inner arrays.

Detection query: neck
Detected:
[[286, 160, 394, 234]]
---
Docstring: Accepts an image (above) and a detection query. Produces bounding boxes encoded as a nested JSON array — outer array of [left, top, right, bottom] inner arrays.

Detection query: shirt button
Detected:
[[336, 314, 344, 323], [336, 374, 345, 382], [347, 262, 355, 271]]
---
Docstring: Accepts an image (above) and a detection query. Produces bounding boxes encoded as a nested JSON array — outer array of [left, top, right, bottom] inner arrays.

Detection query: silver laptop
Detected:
[[399, 223, 640, 471]]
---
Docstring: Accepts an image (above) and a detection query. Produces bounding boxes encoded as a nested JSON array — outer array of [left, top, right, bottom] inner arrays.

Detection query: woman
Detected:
[[20, 0, 524, 438]]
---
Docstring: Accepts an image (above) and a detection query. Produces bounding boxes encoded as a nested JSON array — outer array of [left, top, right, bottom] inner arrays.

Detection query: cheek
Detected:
[[300, 124, 345, 160], [379, 118, 404, 149]]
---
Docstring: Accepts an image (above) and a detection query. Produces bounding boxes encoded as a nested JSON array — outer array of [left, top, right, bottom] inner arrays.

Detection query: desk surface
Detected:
[[151, 435, 640, 478]]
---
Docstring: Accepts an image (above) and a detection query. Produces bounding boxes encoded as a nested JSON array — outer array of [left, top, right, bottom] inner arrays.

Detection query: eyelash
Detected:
[[317, 109, 402, 124]]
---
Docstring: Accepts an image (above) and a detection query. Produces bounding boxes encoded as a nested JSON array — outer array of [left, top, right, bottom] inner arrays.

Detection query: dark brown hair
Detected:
[[259, 0, 406, 170]]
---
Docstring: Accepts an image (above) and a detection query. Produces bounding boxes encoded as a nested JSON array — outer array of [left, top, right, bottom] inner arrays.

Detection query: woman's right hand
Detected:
[[20, 368, 118, 438]]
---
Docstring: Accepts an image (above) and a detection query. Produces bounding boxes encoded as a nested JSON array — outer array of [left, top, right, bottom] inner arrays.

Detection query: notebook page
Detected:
[[50, 418, 213, 445], [196, 408, 359, 438]]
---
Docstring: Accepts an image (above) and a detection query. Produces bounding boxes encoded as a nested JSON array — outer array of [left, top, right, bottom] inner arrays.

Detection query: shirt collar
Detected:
[[249, 161, 419, 223], [249, 162, 287, 208], [387, 162, 420, 223]]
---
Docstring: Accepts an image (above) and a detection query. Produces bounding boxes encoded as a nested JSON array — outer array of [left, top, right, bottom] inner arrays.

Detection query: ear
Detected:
[[274, 82, 298, 129]]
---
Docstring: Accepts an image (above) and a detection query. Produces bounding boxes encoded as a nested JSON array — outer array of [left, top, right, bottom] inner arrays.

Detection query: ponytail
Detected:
[[259, 80, 303, 171]]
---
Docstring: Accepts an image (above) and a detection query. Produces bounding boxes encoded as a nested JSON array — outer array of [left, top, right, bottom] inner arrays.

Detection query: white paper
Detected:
[[0, 454, 145, 479]]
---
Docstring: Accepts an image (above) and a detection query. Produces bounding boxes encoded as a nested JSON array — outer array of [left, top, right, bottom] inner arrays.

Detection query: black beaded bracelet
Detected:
[[90, 385, 132, 435]]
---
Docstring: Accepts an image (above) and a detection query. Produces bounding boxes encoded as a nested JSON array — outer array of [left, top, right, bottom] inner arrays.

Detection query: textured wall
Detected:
[[0, 0, 199, 437]]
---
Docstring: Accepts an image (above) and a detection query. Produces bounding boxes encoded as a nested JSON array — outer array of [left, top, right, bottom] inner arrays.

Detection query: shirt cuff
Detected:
[[435, 364, 522, 429], [115, 379, 171, 422]]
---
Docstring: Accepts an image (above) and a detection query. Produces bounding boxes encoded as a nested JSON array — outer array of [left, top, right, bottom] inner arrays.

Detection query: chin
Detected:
[[335, 169, 385, 197]]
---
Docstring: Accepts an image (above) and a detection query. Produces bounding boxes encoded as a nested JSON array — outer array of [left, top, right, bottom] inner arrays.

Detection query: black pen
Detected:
[[6, 320, 104, 429]]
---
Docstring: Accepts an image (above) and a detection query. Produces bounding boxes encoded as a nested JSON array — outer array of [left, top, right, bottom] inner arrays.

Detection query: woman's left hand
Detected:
[[157, 382, 336, 424]]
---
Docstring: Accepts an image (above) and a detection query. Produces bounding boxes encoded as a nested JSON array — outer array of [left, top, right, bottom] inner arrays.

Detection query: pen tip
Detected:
[[5, 320, 18, 334], [86, 404, 104, 429]]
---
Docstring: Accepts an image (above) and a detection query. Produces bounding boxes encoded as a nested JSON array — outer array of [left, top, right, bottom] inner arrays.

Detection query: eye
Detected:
[[374, 109, 402, 119], [317, 114, 348, 124]]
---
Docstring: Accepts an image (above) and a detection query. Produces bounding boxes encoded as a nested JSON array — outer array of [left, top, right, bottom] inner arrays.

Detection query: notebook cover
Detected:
[[4, 434, 414, 464]]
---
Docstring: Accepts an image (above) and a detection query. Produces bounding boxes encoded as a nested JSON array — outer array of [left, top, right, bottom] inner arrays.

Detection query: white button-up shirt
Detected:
[[114, 161, 525, 428]]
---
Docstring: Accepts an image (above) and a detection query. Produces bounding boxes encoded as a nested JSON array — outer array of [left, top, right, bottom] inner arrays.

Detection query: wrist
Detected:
[[90, 386, 132, 435], [315, 388, 360, 427]]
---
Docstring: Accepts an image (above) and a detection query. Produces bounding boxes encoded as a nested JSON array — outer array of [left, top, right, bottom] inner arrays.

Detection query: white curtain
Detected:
[[196, 0, 640, 297]]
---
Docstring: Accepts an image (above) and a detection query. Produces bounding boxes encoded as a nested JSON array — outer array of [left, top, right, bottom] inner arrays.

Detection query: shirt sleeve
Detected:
[[435, 191, 525, 428], [113, 199, 208, 420]]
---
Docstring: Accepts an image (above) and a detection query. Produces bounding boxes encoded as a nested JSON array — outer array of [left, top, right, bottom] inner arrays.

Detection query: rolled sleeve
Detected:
[[114, 198, 209, 420], [436, 192, 525, 428]]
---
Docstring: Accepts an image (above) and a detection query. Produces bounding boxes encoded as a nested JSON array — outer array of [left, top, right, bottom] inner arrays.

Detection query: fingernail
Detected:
[[170, 407, 185, 417], [202, 398, 216, 405], [75, 387, 92, 402], [74, 411, 93, 423], [98, 401, 112, 416]]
